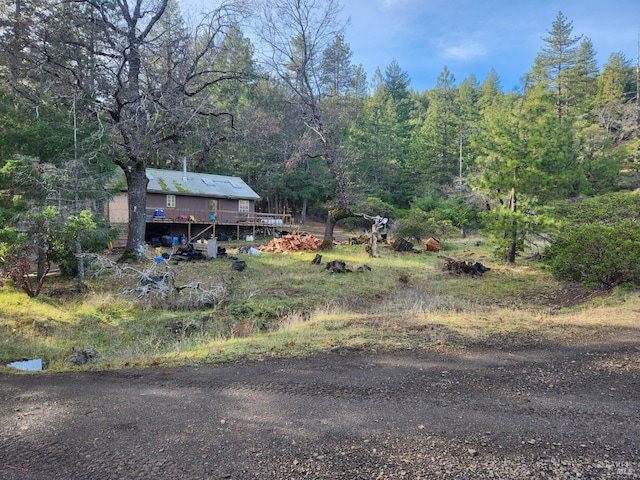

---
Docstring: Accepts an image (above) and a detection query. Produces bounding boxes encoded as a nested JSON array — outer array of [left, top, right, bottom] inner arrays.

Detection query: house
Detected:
[[107, 167, 292, 243]]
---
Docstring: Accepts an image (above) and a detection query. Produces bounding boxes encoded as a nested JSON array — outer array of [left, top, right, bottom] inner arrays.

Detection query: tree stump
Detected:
[[326, 260, 351, 273], [441, 258, 490, 276], [232, 260, 246, 272], [392, 238, 414, 252], [423, 237, 441, 253]]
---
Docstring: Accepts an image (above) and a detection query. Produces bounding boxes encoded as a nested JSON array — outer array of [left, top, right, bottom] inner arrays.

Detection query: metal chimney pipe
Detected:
[[183, 156, 187, 180]]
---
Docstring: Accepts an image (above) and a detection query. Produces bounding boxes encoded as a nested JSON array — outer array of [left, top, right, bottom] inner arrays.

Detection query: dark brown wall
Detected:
[[145, 193, 254, 221]]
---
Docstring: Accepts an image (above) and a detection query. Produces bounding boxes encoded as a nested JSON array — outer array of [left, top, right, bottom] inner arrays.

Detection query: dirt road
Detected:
[[2, 336, 639, 479]]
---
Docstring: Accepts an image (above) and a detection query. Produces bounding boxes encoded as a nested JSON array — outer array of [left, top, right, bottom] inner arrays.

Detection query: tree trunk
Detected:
[[76, 239, 84, 293], [301, 197, 308, 224], [36, 234, 47, 281], [124, 163, 148, 258], [322, 208, 353, 249], [507, 187, 517, 263]]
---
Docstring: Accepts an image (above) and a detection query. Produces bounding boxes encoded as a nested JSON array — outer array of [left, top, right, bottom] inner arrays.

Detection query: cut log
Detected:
[[349, 234, 369, 245], [392, 237, 414, 252], [441, 257, 490, 277], [423, 237, 441, 253], [326, 260, 351, 273]]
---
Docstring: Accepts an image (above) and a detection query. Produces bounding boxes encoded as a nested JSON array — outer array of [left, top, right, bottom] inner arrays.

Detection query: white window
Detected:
[[238, 200, 249, 213], [166, 195, 176, 208]]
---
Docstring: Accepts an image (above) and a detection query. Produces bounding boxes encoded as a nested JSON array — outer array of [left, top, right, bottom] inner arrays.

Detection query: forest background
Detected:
[[0, 0, 639, 289]]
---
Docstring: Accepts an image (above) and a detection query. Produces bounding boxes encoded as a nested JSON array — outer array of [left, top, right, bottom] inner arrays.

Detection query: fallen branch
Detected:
[[4, 464, 30, 473], [86, 254, 225, 308]]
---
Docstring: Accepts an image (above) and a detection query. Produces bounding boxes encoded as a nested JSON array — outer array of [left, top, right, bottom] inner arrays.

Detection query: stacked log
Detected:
[[349, 234, 369, 245], [259, 234, 323, 253]]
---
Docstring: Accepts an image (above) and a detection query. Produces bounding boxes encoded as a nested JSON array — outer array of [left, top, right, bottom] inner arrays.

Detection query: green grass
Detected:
[[1, 236, 638, 373]]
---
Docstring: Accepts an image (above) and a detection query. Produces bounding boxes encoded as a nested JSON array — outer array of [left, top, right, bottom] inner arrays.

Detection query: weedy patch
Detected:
[[1, 237, 638, 372]]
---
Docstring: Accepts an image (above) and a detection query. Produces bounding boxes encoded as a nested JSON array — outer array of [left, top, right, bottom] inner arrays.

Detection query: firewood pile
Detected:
[[259, 234, 323, 253], [441, 257, 491, 277], [349, 234, 370, 245]]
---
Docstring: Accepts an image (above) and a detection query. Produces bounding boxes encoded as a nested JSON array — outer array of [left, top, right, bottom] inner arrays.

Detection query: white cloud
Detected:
[[442, 42, 488, 62], [378, 0, 418, 10]]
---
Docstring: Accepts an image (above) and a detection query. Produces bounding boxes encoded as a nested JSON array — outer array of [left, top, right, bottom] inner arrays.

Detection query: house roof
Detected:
[[146, 168, 261, 200]]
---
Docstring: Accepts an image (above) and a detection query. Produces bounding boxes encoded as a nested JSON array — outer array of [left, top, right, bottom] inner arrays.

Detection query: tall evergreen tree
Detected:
[[567, 37, 599, 117], [320, 33, 355, 97], [474, 86, 586, 262], [350, 64, 369, 98], [596, 52, 634, 105], [478, 68, 503, 114], [456, 75, 481, 189], [595, 52, 637, 142], [409, 66, 459, 188], [530, 11, 582, 121], [383, 59, 412, 124], [347, 81, 402, 204]]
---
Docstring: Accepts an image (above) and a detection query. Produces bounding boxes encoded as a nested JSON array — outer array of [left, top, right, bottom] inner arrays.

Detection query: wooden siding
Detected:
[[145, 193, 253, 223]]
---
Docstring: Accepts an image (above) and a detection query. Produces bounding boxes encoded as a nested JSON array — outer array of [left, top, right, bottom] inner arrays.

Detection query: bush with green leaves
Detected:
[[410, 191, 482, 236], [0, 207, 105, 295], [54, 216, 117, 276], [396, 207, 454, 243], [545, 192, 640, 289]]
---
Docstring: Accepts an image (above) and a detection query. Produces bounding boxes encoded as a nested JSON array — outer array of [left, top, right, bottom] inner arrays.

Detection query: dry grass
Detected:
[[1, 237, 639, 372]]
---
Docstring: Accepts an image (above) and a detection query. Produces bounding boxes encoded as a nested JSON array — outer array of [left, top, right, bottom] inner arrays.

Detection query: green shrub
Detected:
[[396, 207, 454, 243], [545, 192, 640, 288]]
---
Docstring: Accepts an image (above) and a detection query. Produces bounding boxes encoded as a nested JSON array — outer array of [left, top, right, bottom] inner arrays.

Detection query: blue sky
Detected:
[[340, 0, 639, 92], [182, 0, 639, 93]]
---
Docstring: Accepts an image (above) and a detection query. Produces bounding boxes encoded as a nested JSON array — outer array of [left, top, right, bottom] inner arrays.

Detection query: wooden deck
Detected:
[[145, 208, 294, 241]]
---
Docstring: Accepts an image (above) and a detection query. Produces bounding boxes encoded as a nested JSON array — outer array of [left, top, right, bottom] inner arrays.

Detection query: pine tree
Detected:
[[347, 82, 402, 203], [409, 66, 459, 188], [320, 34, 356, 97], [530, 11, 582, 121], [567, 37, 599, 117]]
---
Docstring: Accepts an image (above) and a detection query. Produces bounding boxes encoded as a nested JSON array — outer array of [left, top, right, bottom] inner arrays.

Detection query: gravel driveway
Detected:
[[1, 338, 639, 479]]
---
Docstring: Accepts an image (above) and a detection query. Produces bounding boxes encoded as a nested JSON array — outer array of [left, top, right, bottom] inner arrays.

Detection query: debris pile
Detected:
[[171, 244, 205, 261], [232, 260, 247, 271], [349, 234, 370, 245], [441, 257, 491, 277], [259, 234, 323, 253]]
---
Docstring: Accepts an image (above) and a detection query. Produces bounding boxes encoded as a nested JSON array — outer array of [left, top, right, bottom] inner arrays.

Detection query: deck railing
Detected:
[[145, 208, 293, 227]]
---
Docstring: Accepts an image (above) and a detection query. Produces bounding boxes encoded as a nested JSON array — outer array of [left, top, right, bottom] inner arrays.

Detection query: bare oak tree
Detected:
[[1, 0, 250, 257]]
